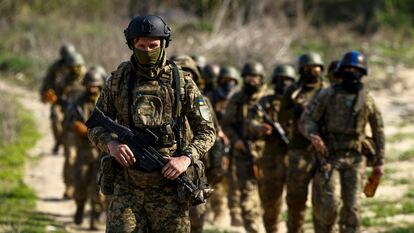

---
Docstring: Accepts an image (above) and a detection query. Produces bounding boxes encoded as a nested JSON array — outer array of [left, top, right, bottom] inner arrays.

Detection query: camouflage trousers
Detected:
[[207, 181, 227, 221], [233, 149, 262, 233], [286, 149, 316, 233], [50, 104, 64, 146], [62, 131, 77, 197], [189, 203, 206, 233], [226, 155, 242, 225], [312, 150, 366, 233], [258, 144, 288, 233], [106, 174, 190, 233], [73, 146, 105, 215]]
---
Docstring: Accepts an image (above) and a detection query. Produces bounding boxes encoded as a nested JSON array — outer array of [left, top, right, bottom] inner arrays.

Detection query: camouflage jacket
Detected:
[[248, 91, 291, 145], [222, 86, 266, 145], [301, 84, 385, 165], [54, 70, 86, 108], [39, 59, 67, 96], [279, 81, 324, 149], [87, 60, 215, 162], [64, 93, 97, 148]]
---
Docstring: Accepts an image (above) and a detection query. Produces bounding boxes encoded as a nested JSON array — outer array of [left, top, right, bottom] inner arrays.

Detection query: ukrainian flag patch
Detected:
[[196, 96, 206, 106]]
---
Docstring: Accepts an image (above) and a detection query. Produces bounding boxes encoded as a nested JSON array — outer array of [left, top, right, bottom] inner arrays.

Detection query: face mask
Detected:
[[274, 78, 293, 95], [301, 72, 319, 85], [218, 81, 236, 99], [132, 40, 166, 79], [244, 83, 260, 96], [340, 71, 364, 93], [133, 46, 162, 67]]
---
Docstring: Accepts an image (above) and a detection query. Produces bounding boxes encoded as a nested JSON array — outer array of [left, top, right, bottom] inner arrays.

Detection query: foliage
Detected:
[[0, 95, 65, 232]]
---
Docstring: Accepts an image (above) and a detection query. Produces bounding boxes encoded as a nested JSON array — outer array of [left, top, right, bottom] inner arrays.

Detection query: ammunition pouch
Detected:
[[177, 160, 213, 206], [98, 154, 116, 195]]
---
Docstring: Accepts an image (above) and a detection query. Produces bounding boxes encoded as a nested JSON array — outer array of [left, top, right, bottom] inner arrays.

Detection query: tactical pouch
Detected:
[[361, 137, 376, 167], [177, 160, 213, 206], [98, 154, 116, 195]]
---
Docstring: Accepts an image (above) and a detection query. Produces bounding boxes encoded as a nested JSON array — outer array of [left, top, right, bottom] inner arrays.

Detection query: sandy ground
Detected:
[[1, 67, 414, 233]]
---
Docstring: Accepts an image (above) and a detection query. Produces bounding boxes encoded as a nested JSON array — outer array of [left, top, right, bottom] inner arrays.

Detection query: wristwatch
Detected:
[[182, 151, 193, 164]]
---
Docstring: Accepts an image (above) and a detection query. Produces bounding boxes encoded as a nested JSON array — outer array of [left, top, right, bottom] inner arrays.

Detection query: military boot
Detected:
[[89, 210, 100, 231], [74, 204, 85, 225]]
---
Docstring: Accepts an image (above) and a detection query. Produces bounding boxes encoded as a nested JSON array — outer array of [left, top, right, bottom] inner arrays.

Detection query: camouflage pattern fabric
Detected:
[[301, 85, 385, 233], [87, 60, 215, 232]]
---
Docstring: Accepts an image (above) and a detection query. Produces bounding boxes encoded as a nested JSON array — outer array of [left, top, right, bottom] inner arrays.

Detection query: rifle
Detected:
[[313, 146, 332, 183], [85, 108, 206, 205], [255, 103, 290, 146]]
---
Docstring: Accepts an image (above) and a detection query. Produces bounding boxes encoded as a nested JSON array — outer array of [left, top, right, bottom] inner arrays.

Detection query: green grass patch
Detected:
[[384, 224, 414, 233], [387, 132, 414, 144], [0, 96, 66, 232]]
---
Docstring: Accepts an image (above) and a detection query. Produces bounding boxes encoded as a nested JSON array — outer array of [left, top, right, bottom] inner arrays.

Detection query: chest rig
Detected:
[[118, 62, 184, 151]]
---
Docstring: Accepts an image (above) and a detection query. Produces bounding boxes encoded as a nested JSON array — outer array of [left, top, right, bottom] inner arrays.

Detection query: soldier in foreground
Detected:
[[301, 51, 385, 233], [64, 68, 107, 230], [222, 62, 267, 233], [278, 53, 325, 233], [87, 15, 215, 232], [40, 43, 77, 154]]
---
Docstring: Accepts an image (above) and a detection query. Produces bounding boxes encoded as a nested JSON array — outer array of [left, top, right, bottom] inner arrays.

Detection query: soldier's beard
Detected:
[[301, 73, 320, 87]]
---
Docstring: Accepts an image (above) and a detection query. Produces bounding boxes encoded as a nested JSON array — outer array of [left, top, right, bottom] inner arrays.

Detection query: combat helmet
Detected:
[[241, 62, 265, 79], [60, 43, 76, 59], [124, 15, 171, 49], [83, 68, 105, 87], [337, 51, 367, 75], [172, 55, 204, 86], [298, 52, 324, 73], [65, 53, 85, 67], [271, 64, 297, 82], [219, 66, 241, 84]]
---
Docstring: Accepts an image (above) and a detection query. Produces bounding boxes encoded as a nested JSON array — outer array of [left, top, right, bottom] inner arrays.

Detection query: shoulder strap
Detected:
[[127, 72, 136, 129], [169, 61, 183, 154]]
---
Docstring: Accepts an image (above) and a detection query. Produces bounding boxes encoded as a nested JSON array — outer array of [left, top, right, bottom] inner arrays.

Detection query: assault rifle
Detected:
[[85, 108, 206, 205], [255, 103, 290, 145]]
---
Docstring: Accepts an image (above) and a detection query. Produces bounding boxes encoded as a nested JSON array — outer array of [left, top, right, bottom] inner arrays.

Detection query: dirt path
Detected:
[[0, 81, 104, 232], [2, 66, 414, 233]]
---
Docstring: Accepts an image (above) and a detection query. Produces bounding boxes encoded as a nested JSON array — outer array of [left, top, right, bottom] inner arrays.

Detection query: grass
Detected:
[[0, 95, 66, 232]]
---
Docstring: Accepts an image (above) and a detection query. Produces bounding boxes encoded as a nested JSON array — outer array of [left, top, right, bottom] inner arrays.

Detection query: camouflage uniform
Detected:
[[59, 53, 87, 198], [172, 55, 219, 233], [206, 66, 241, 225], [87, 16, 215, 231], [247, 64, 296, 233], [301, 51, 385, 233], [279, 53, 325, 233], [64, 93, 105, 228], [222, 62, 267, 233], [64, 68, 107, 229], [40, 44, 76, 153]]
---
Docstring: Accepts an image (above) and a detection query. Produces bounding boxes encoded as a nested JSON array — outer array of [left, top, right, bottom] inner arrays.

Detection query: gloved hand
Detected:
[[73, 120, 88, 137], [42, 89, 58, 104]]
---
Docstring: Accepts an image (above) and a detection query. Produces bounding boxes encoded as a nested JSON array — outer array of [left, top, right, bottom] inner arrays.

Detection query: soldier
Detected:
[[172, 54, 215, 233], [278, 52, 325, 233], [222, 62, 267, 233], [40, 43, 77, 154], [64, 68, 106, 230], [207, 65, 242, 226], [87, 15, 215, 232], [202, 63, 220, 95], [301, 51, 384, 233], [59, 53, 87, 199], [249, 64, 296, 233]]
